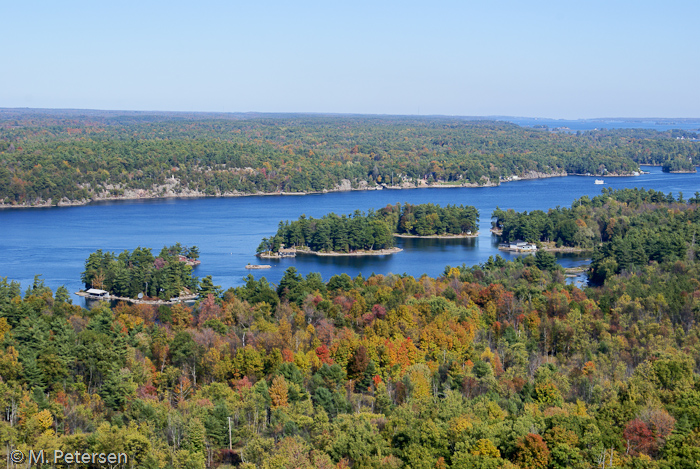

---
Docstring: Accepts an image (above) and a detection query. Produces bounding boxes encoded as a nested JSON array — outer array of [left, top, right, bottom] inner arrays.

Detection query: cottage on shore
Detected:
[[499, 240, 537, 252], [85, 288, 109, 298]]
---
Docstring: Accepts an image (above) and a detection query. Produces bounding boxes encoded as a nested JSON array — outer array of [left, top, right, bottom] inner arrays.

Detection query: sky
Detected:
[[1, 0, 698, 119]]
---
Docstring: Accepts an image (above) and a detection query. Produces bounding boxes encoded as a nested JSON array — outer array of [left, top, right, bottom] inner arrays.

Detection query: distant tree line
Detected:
[[10, 112, 700, 206]]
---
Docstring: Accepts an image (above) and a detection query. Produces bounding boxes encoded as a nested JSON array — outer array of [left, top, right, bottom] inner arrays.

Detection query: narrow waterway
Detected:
[[0, 166, 696, 301]]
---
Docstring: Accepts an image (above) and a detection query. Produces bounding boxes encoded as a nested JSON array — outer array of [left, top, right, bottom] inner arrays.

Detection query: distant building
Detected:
[[500, 240, 537, 251], [86, 288, 109, 297]]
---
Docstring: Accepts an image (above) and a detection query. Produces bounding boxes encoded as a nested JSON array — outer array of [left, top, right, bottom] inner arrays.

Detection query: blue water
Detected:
[[501, 117, 700, 132], [1, 166, 698, 302]]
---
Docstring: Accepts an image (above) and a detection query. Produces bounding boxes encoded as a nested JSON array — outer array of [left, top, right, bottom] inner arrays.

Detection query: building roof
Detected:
[[86, 288, 108, 295]]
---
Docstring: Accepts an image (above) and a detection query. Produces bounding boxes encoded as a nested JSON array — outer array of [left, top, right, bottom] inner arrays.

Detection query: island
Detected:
[[79, 244, 209, 302], [260, 246, 404, 258], [257, 203, 478, 257]]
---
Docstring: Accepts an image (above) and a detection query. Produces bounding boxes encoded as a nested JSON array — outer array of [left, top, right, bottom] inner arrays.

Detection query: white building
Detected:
[[504, 240, 537, 251]]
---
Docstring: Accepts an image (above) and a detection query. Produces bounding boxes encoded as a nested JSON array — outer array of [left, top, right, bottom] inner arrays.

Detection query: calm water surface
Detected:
[[1, 166, 698, 302]]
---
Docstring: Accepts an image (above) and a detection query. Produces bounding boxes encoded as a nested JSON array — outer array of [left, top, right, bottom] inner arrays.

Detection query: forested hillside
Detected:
[[3, 193, 700, 468], [568, 128, 699, 170], [7, 110, 700, 207]]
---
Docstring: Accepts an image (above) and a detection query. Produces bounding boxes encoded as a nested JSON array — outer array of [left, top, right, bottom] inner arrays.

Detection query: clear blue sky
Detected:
[[2, 0, 698, 119]]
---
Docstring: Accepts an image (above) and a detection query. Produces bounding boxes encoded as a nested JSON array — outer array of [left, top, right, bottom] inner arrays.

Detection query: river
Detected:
[[1, 166, 698, 302]]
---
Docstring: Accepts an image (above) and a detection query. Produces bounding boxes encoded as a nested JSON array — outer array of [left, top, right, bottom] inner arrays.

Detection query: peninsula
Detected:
[[490, 188, 700, 259]]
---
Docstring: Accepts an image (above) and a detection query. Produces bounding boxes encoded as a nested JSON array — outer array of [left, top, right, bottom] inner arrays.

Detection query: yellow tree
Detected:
[[269, 376, 289, 410]]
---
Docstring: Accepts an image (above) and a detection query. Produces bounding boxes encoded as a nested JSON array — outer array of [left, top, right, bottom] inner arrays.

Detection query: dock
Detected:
[[76, 291, 199, 305]]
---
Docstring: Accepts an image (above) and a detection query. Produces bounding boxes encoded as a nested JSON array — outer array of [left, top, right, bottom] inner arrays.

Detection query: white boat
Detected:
[[594, 179, 604, 185]]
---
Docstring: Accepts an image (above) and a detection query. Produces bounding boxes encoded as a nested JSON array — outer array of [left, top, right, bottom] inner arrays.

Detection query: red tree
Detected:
[[623, 419, 656, 455], [315, 344, 334, 365], [514, 433, 550, 469]]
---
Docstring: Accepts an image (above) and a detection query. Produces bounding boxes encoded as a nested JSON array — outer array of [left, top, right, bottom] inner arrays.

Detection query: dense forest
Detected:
[[258, 203, 479, 254], [81, 244, 204, 300], [387, 203, 479, 237], [3, 193, 700, 468], [492, 188, 700, 256], [567, 128, 699, 169], [5, 110, 698, 207], [661, 157, 696, 173]]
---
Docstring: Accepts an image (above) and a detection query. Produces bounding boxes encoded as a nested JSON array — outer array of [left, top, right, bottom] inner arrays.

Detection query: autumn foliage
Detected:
[[3, 197, 700, 469]]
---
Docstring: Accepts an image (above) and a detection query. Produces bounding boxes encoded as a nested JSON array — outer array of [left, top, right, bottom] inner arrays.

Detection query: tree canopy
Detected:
[[258, 203, 479, 254], [4, 191, 700, 467], [11, 111, 700, 207], [81, 244, 201, 299]]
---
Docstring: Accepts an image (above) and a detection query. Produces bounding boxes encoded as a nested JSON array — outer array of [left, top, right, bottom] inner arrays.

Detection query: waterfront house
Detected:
[[278, 245, 297, 257], [85, 288, 109, 298], [500, 240, 537, 251]]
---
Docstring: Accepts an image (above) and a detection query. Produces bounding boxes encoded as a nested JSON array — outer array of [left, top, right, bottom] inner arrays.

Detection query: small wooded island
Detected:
[[257, 203, 478, 257], [77, 243, 214, 303]]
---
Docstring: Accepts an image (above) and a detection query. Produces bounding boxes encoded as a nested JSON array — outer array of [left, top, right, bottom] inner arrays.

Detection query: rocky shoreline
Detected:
[[76, 291, 198, 305], [0, 170, 640, 209]]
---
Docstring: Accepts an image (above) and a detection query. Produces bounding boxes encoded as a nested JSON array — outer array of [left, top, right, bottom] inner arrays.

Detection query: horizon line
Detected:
[[1, 107, 699, 122]]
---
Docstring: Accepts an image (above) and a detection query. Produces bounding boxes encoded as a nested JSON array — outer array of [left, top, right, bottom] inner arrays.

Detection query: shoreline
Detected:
[[540, 241, 597, 253], [564, 265, 590, 277], [0, 171, 641, 210], [497, 239, 594, 253], [394, 232, 479, 239], [497, 245, 592, 253], [260, 247, 403, 258], [491, 231, 597, 253], [567, 172, 641, 177], [542, 246, 594, 253], [76, 291, 198, 305]]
